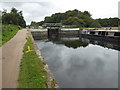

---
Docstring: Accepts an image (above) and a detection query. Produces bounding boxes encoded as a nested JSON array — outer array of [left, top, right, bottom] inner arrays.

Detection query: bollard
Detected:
[[27, 46, 30, 52]]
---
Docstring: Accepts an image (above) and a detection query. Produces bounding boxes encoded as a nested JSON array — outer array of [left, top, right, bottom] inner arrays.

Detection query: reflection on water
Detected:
[[35, 38, 118, 88], [51, 38, 89, 49]]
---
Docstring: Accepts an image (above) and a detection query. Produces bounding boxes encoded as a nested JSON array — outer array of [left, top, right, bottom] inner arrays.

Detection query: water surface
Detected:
[[36, 38, 118, 88]]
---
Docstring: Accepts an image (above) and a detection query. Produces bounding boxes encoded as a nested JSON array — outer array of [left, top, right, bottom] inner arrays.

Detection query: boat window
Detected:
[[114, 32, 120, 36], [90, 31, 95, 35]]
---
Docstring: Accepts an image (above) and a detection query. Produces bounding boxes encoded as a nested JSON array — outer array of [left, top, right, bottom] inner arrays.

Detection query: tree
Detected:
[[38, 21, 44, 26], [90, 20, 101, 28], [11, 8, 18, 13], [62, 17, 85, 27], [42, 9, 95, 28], [33, 9, 116, 28], [96, 18, 120, 27], [83, 11, 91, 17], [2, 8, 26, 27], [2, 9, 7, 15]]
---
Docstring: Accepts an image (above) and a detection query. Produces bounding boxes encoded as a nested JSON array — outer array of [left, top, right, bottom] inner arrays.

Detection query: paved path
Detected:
[[2, 29, 27, 88]]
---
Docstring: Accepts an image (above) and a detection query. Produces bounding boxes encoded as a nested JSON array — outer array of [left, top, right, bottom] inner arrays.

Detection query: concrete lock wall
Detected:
[[31, 31, 48, 40], [60, 30, 79, 37], [108, 32, 115, 36]]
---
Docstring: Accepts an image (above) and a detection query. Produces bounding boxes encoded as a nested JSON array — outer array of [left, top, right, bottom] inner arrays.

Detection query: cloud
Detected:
[[0, 2, 56, 25], [0, 0, 119, 25], [49, 0, 119, 19]]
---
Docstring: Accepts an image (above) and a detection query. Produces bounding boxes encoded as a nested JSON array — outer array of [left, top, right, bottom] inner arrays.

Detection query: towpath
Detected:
[[2, 29, 27, 88]]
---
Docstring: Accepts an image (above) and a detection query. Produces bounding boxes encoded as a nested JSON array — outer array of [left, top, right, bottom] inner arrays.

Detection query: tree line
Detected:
[[2, 8, 26, 28], [30, 9, 119, 28], [96, 18, 119, 27]]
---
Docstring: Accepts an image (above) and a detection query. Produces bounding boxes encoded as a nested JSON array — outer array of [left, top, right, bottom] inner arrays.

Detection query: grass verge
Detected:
[[1, 24, 20, 46], [99, 27, 118, 30], [18, 36, 49, 88]]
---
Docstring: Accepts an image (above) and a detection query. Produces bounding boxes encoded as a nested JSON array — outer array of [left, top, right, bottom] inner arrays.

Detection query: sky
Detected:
[[0, 0, 119, 25]]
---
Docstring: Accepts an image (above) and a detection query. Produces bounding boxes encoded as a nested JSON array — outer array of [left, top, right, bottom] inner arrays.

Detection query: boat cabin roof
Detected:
[[82, 29, 120, 32]]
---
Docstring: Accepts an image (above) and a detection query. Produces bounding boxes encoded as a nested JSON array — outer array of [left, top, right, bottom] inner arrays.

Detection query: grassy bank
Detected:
[[1, 24, 20, 46], [18, 36, 49, 88], [99, 27, 118, 30], [0, 25, 2, 46]]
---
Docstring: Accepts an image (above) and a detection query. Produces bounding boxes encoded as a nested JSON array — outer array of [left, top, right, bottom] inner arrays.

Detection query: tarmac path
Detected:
[[2, 29, 27, 88]]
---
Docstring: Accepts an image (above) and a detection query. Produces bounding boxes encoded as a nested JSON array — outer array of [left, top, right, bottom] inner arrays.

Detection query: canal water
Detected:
[[35, 37, 119, 88]]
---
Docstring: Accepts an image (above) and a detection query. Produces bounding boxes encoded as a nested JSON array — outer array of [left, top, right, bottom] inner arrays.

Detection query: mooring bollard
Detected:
[[27, 46, 30, 52]]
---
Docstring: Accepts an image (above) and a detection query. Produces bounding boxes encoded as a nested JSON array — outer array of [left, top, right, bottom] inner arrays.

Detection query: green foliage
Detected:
[[83, 11, 91, 17], [90, 20, 101, 28], [30, 21, 37, 26], [98, 27, 118, 30], [31, 9, 100, 28], [2, 8, 26, 28], [18, 37, 48, 88], [29, 9, 119, 28], [30, 21, 44, 28], [44, 12, 66, 23], [43, 9, 94, 27], [96, 18, 119, 27], [1, 24, 20, 46], [62, 17, 85, 27]]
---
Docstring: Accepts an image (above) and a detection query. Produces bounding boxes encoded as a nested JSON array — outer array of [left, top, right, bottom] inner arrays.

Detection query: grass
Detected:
[[1, 24, 20, 46], [18, 36, 49, 88], [0, 25, 2, 46], [98, 27, 118, 30]]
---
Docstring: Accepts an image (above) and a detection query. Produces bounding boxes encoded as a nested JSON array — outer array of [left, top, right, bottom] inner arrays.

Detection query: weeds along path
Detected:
[[2, 29, 27, 88]]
